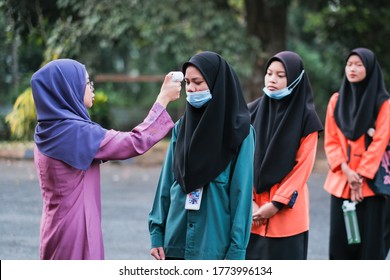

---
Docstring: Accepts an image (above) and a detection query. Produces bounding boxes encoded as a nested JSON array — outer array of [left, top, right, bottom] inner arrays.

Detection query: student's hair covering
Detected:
[[334, 47, 390, 141], [248, 51, 323, 193], [31, 59, 106, 170], [173, 51, 251, 194]]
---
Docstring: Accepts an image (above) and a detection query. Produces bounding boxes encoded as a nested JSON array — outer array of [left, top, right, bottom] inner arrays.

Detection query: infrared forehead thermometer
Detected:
[[171, 71, 184, 82]]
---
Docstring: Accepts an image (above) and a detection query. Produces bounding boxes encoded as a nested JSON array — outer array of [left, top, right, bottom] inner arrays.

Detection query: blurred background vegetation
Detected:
[[0, 0, 389, 140]]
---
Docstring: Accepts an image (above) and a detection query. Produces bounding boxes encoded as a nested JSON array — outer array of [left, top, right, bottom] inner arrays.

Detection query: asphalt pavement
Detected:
[[0, 157, 388, 260]]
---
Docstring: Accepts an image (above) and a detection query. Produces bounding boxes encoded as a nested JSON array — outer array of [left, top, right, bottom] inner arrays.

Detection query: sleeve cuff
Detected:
[[271, 201, 284, 210]]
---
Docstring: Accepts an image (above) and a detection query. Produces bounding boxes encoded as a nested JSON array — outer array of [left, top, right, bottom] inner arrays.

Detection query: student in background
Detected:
[[246, 51, 323, 260], [323, 47, 390, 259]]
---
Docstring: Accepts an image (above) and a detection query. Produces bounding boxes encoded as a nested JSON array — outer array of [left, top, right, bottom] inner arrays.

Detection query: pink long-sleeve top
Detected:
[[34, 102, 174, 260]]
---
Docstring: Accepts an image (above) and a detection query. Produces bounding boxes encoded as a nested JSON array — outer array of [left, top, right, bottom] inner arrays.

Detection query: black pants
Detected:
[[384, 197, 390, 255], [245, 231, 308, 260], [329, 195, 386, 259]]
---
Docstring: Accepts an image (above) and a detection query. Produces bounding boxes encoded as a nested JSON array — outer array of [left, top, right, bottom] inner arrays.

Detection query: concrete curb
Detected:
[[0, 142, 35, 160]]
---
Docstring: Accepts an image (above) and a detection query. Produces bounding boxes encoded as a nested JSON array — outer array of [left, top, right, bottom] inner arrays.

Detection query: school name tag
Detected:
[[185, 187, 203, 210]]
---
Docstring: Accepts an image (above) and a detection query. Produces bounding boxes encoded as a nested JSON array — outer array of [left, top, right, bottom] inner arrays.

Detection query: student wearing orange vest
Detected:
[[245, 51, 323, 260], [323, 48, 390, 259]]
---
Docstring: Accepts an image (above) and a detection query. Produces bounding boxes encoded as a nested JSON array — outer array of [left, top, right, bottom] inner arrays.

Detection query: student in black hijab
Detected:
[[148, 51, 255, 260], [246, 51, 323, 260], [323, 47, 390, 259]]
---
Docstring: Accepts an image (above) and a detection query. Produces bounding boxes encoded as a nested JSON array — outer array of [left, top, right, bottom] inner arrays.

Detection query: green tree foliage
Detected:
[[2, 0, 390, 139], [1, 0, 259, 134], [287, 0, 342, 120], [304, 0, 390, 84]]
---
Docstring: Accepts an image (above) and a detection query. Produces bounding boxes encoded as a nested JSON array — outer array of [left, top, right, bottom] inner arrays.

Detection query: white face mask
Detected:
[[263, 70, 305, 100], [186, 89, 212, 108]]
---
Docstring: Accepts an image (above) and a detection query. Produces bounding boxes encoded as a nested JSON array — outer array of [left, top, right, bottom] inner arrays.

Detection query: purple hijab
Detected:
[[31, 59, 106, 170]]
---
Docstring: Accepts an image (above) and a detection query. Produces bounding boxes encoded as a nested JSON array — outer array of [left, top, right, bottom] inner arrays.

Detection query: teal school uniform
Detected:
[[149, 122, 255, 260]]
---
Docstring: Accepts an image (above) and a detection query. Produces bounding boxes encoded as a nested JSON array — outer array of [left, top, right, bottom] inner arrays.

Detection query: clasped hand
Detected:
[[252, 202, 279, 227], [341, 163, 363, 202]]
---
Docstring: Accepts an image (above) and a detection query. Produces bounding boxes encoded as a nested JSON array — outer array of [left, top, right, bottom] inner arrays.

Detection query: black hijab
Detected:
[[248, 51, 323, 194], [173, 51, 251, 194], [334, 47, 389, 140]]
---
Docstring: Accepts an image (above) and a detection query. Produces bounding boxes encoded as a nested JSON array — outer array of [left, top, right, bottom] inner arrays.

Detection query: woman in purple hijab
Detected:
[[31, 58, 181, 260]]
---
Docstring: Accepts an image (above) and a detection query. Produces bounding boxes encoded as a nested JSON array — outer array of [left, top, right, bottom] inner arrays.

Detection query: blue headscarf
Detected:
[[31, 59, 107, 170]]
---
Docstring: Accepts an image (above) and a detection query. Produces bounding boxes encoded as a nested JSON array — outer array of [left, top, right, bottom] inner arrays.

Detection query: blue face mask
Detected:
[[263, 70, 305, 100], [186, 89, 212, 108]]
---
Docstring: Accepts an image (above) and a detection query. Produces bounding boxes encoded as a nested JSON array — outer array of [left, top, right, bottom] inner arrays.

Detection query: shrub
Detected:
[[88, 90, 111, 128], [5, 88, 36, 141]]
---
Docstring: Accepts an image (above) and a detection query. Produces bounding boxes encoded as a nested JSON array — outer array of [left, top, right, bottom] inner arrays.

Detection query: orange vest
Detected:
[[251, 132, 318, 237], [323, 93, 390, 199]]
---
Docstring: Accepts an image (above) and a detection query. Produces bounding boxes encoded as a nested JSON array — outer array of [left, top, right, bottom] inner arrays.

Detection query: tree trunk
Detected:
[[244, 0, 289, 101]]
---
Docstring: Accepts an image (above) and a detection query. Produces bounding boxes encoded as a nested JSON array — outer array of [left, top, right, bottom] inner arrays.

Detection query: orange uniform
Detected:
[[251, 131, 318, 237], [324, 93, 390, 198]]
